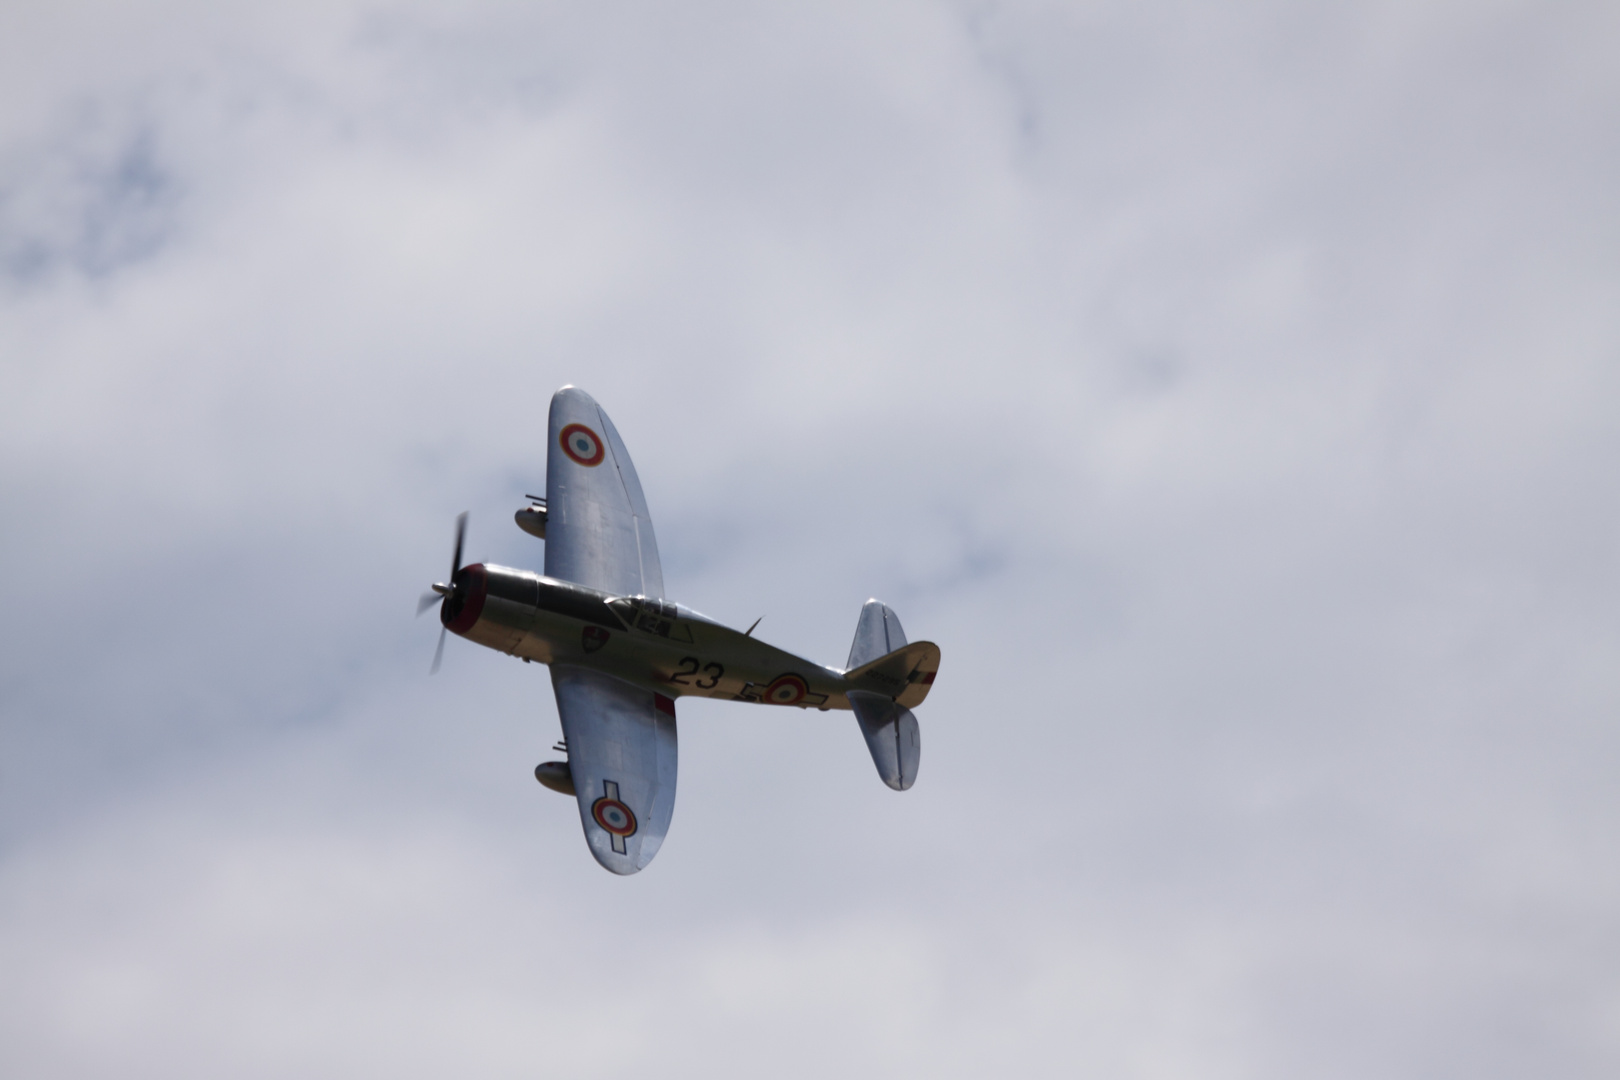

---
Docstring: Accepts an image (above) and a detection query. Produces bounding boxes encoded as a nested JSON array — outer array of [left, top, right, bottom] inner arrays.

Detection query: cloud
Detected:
[[1, 1, 1617, 1076]]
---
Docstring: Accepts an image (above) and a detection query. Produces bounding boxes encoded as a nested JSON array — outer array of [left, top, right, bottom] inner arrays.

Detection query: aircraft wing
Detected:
[[552, 665, 677, 874], [544, 386, 664, 599], [543, 387, 675, 873]]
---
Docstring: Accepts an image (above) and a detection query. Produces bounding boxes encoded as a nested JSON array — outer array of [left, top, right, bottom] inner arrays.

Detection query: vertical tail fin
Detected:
[[847, 599, 920, 791]]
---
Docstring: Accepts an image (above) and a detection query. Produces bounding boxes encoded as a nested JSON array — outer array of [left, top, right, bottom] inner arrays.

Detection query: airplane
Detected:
[[418, 386, 941, 875]]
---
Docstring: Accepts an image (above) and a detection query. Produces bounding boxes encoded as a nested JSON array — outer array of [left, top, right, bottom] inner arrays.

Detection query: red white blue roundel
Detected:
[[559, 423, 606, 467], [765, 674, 808, 706], [592, 795, 637, 837]]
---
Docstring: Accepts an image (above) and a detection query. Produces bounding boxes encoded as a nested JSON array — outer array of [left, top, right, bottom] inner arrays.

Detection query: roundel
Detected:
[[559, 423, 606, 467], [764, 674, 808, 706], [592, 796, 638, 837]]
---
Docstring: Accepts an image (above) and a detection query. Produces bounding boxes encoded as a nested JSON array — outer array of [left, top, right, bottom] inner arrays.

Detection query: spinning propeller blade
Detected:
[[423, 511, 469, 673], [431, 627, 447, 674], [450, 511, 466, 583]]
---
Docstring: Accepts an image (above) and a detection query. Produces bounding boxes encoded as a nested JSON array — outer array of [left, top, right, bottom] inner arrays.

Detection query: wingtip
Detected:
[[553, 384, 596, 406], [587, 845, 655, 875], [596, 858, 643, 876]]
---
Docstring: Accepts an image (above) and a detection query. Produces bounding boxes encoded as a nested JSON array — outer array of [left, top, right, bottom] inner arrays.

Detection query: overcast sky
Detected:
[[1, 2, 1617, 1076]]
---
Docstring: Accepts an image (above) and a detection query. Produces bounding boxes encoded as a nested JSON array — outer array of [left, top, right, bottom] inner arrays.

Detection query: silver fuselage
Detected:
[[447, 562, 865, 710]]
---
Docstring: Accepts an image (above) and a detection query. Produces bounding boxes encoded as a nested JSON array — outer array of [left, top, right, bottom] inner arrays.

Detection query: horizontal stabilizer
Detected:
[[848, 599, 906, 669], [850, 691, 920, 790]]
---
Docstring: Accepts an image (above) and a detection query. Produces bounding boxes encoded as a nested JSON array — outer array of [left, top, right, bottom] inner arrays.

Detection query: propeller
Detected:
[[417, 512, 468, 674]]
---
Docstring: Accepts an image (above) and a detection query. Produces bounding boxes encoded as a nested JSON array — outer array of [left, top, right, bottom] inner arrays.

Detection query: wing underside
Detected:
[[552, 665, 677, 875], [540, 387, 679, 874], [544, 386, 663, 599]]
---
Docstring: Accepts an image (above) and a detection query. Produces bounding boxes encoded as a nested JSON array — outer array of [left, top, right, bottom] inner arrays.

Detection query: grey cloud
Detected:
[[0, 119, 180, 284], [1, 1, 1617, 1077]]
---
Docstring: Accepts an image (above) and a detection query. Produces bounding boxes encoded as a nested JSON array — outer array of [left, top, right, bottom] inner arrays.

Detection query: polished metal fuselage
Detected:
[[459, 563, 859, 710]]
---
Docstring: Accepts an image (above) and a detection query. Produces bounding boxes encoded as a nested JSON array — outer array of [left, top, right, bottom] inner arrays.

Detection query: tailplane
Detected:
[[848, 600, 908, 669], [844, 599, 938, 791]]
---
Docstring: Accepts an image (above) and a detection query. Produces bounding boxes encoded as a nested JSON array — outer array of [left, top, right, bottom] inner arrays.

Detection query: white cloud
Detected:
[[1, 1, 1617, 1076]]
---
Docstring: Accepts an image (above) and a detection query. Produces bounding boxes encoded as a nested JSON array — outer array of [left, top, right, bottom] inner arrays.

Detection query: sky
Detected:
[[1, 1, 1618, 1076]]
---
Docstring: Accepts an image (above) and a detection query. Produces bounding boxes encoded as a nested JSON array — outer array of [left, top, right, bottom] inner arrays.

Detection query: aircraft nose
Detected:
[[442, 563, 489, 633]]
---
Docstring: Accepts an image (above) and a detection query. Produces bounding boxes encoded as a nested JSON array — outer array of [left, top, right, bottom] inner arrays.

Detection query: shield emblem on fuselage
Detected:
[[582, 625, 611, 653]]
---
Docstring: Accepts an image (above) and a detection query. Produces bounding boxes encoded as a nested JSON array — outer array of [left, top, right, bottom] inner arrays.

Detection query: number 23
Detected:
[[671, 657, 723, 690]]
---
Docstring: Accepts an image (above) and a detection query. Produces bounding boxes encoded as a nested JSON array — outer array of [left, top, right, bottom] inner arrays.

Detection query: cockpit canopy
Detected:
[[607, 595, 694, 642]]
